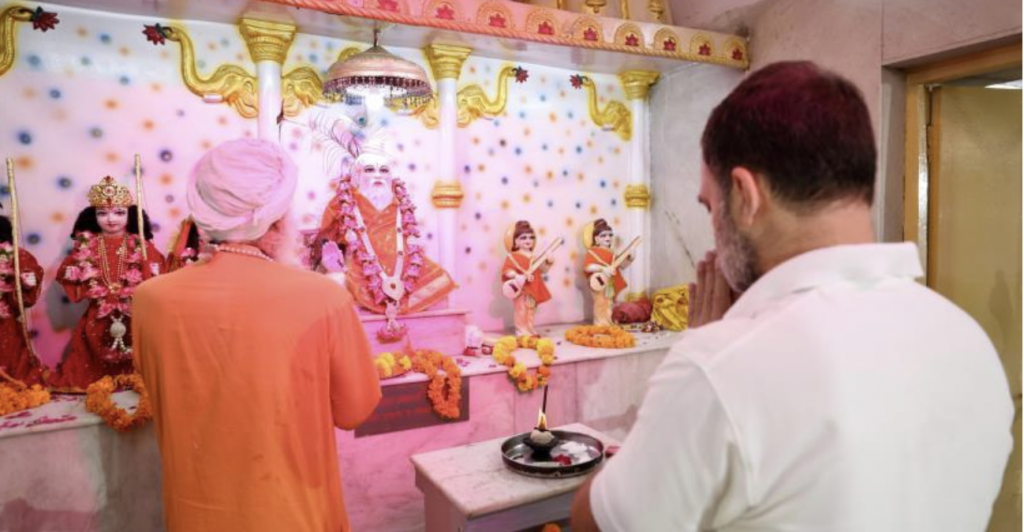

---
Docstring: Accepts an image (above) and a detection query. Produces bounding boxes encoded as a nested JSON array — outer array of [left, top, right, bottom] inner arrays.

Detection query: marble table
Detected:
[[411, 423, 619, 532]]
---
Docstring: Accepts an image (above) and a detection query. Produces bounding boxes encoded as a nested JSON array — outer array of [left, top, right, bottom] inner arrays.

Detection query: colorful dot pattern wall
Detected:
[[1, 3, 632, 363]]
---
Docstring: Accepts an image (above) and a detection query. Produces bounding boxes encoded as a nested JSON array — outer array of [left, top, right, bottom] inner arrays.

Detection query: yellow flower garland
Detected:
[[374, 352, 413, 379], [565, 325, 636, 349], [492, 336, 556, 392], [84, 374, 153, 433], [0, 370, 50, 417]]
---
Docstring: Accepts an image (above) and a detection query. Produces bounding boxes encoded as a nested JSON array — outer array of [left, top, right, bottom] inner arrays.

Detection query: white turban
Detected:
[[187, 138, 298, 242]]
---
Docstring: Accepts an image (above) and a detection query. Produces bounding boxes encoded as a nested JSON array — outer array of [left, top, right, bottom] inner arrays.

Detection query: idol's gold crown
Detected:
[[87, 176, 133, 208]]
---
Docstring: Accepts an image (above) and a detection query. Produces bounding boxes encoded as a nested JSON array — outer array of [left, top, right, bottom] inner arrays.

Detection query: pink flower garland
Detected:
[[62, 232, 146, 319], [0, 243, 13, 319], [332, 175, 426, 308]]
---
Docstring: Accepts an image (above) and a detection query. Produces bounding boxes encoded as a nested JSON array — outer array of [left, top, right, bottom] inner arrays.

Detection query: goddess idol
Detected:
[[583, 218, 641, 326], [501, 221, 562, 337], [317, 132, 456, 341], [49, 176, 164, 392], [0, 209, 46, 385]]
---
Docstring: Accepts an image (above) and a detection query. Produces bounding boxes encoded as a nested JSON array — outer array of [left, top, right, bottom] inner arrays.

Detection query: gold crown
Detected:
[[87, 176, 133, 208]]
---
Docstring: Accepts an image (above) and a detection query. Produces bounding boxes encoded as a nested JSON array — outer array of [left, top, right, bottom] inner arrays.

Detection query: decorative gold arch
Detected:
[[613, 22, 645, 49]]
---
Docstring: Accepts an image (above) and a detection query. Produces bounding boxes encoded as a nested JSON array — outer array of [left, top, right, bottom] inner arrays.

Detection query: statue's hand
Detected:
[[515, 274, 527, 287], [21, 272, 37, 288], [321, 241, 346, 273]]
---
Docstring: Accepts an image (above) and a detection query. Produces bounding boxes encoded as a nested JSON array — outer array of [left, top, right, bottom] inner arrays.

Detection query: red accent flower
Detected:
[[29, 7, 59, 32], [513, 66, 529, 83], [552, 454, 573, 466], [570, 74, 585, 89], [538, 21, 554, 35], [624, 33, 640, 47], [435, 4, 455, 20], [143, 23, 167, 45], [732, 48, 744, 61], [488, 13, 506, 28], [699, 43, 711, 56], [378, 0, 399, 11], [663, 39, 677, 52], [583, 27, 599, 41]]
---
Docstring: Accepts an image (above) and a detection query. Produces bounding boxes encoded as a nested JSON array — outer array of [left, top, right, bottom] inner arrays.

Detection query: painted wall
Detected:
[[883, 0, 1021, 65], [0, 2, 634, 366]]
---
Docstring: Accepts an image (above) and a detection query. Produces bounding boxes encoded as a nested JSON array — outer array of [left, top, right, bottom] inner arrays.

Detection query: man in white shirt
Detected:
[[571, 61, 1014, 531]]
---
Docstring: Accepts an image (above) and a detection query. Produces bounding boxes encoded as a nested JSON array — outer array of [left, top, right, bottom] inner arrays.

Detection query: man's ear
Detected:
[[729, 167, 764, 227]]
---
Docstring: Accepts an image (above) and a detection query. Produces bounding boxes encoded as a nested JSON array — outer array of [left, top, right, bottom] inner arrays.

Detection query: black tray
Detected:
[[500, 430, 605, 479]]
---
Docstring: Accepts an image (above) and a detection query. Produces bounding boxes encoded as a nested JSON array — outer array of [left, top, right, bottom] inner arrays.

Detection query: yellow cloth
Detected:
[[132, 253, 381, 532], [651, 285, 690, 331]]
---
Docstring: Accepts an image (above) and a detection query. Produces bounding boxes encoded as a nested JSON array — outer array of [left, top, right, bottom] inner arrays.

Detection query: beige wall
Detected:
[[883, 0, 1022, 65]]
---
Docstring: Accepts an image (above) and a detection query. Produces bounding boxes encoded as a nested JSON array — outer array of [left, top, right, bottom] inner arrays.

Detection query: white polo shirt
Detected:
[[592, 243, 1013, 532]]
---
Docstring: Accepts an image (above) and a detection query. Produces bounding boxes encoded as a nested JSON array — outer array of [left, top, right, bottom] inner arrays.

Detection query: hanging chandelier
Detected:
[[323, 29, 432, 108]]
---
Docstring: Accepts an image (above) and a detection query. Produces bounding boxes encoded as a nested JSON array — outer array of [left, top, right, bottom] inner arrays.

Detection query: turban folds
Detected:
[[187, 139, 297, 242]]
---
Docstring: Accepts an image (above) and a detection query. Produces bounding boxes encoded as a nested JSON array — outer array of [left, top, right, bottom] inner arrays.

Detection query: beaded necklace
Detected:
[[98, 235, 128, 295], [214, 244, 273, 262]]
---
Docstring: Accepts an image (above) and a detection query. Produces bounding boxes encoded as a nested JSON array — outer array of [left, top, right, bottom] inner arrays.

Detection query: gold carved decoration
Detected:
[[579, 75, 632, 141], [424, 44, 471, 80], [618, 70, 659, 101], [525, 8, 560, 36], [652, 27, 679, 53], [725, 36, 747, 63], [423, 0, 460, 21], [239, 18, 294, 64], [618, 0, 631, 20], [431, 181, 464, 209], [613, 22, 645, 49], [647, 0, 666, 22], [570, 15, 604, 43], [475, 1, 515, 30], [690, 32, 714, 57], [407, 64, 522, 129], [583, 0, 607, 15], [154, 25, 259, 118], [1, 5, 59, 78], [281, 66, 324, 117], [624, 183, 651, 209]]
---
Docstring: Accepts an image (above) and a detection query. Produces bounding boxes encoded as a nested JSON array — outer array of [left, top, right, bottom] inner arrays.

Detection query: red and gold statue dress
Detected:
[[49, 177, 164, 392], [0, 243, 47, 385]]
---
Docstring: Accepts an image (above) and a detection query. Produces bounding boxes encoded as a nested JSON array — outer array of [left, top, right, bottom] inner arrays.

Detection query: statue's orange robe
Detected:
[[584, 246, 628, 298], [132, 253, 382, 532], [503, 251, 552, 304], [320, 193, 456, 314]]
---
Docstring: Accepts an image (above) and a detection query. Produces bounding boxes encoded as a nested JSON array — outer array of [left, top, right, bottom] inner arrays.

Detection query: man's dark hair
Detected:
[[71, 206, 154, 240], [701, 61, 876, 207]]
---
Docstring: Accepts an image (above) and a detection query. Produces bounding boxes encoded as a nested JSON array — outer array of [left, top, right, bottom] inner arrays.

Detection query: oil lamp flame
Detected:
[[536, 411, 548, 431]]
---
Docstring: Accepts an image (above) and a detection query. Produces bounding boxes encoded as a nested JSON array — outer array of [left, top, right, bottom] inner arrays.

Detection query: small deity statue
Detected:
[[49, 176, 165, 392], [0, 209, 46, 385], [501, 221, 562, 337], [166, 216, 202, 273], [583, 219, 641, 326], [317, 133, 456, 341]]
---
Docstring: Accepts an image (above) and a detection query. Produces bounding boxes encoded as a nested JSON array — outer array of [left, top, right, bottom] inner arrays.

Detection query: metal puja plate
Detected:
[[501, 430, 605, 478]]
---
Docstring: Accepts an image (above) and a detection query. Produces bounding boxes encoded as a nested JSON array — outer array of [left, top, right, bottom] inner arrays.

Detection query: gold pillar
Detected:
[[624, 184, 651, 209], [431, 181, 465, 209], [238, 18, 296, 64], [424, 44, 472, 81], [618, 70, 660, 101]]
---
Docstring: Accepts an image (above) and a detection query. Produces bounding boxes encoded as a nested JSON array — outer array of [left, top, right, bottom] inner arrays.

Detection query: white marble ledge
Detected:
[[410, 422, 621, 518], [380, 323, 683, 388], [0, 391, 140, 440]]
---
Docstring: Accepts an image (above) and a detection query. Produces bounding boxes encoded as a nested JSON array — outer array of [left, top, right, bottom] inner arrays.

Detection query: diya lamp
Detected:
[[525, 385, 558, 455]]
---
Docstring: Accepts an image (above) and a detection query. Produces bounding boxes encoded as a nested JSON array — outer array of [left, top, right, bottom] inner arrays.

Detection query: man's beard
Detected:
[[715, 198, 758, 293], [363, 181, 394, 211]]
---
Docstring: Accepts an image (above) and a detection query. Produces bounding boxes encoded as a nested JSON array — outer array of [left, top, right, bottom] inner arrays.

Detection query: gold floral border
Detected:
[[652, 27, 679, 54], [475, 1, 515, 30], [568, 14, 604, 43], [525, 8, 560, 37], [613, 21, 645, 49]]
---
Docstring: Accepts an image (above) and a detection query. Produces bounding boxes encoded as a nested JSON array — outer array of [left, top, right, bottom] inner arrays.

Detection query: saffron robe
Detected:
[[320, 192, 456, 314], [0, 249, 46, 385], [133, 253, 382, 532], [584, 246, 628, 299], [503, 251, 552, 304]]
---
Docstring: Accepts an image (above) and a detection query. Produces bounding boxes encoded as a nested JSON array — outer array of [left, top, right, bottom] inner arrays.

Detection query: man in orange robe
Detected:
[[318, 145, 455, 315], [583, 218, 633, 326], [133, 139, 381, 532]]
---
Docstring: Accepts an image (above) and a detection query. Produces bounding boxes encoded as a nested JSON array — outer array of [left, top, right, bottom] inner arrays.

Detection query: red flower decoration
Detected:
[[513, 66, 529, 83], [378, 0, 399, 11], [624, 33, 640, 47], [538, 21, 554, 35], [29, 7, 59, 32], [698, 43, 711, 56], [570, 74, 585, 89], [732, 48, 744, 61], [663, 39, 677, 52], [435, 4, 455, 20], [143, 23, 168, 45], [583, 27, 599, 41], [488, 13, 506, 28]]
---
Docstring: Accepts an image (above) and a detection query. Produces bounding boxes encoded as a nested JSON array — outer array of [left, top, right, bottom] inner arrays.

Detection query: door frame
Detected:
[[902, 42, 1021, 283]]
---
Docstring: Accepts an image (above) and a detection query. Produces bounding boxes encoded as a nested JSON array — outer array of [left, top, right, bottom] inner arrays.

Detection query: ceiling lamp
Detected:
[[323, 28, 432, 108]]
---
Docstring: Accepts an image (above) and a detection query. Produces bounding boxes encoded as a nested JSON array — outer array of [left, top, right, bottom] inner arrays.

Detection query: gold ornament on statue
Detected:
[[87, 176, 134, 208], [323, 28, 432, 109]]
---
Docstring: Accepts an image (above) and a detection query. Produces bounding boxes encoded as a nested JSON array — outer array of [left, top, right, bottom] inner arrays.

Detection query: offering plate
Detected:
[[500, 430, 604, 479]]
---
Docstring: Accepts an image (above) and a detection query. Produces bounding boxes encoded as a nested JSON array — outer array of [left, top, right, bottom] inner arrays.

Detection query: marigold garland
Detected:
[[492, 336, 556, 392], [374, 352, 413, 379], [409, 349, 462, 420], [565, 325, 636, 349], [84, 373, 153, 433], [0, 369, 50, 417]]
